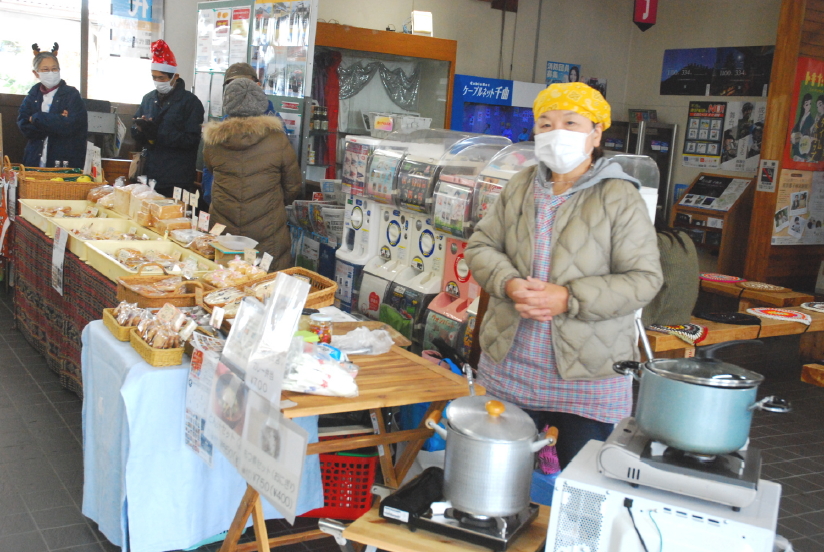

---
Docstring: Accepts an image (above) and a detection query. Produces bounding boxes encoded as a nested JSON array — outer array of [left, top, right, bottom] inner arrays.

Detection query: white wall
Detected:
[[623, 0, 781, 188], [163, 0, 199, 88]]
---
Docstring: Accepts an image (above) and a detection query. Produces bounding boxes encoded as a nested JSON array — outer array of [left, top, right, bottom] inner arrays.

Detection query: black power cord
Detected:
[[624, 498, 650, 552]]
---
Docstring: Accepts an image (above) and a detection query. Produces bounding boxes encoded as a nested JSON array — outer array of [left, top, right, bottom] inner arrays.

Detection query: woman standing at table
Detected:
[[17, 43, 88, 168], [465, 83, 662, 468]]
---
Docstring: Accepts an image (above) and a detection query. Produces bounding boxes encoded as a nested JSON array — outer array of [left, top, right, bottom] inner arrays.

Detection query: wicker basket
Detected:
[[246, 267, 337, 308], [19, 175, 101, 200], [117, 263, 215, 308], [129, 328, 185, 367], [102, 308, 133, 341]]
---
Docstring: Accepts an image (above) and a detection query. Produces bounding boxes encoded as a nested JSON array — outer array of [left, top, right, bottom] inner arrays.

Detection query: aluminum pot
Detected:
[[614, 340, 791, 455], [426, 396, 557, 517]]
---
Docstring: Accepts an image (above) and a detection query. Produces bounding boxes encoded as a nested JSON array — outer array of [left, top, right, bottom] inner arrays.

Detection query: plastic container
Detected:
[[309, 314, 333, 343], [19, 199, 124, 237], [52, 218, 164, 261], [300, 451, 378, 520], [85, 240, 217, 283], [216, 235, 258, 251]]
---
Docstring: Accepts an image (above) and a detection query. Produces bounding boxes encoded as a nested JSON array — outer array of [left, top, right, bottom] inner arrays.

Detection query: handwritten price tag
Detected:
[[173, 187, 182, 201], [209, 223, 226, 236], [260, 253, 273, 272], [198, 212, 210, 232]]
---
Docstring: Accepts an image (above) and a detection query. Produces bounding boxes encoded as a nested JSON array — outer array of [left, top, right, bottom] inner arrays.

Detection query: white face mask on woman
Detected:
[[534, 129, 594, 175], [38, 71, 61, 89], [154, 77, 176, 95]]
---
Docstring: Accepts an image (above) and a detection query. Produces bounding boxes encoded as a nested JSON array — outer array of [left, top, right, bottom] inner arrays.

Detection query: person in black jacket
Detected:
[[17, 43, 88, 168], [131, 40, 204, 196]]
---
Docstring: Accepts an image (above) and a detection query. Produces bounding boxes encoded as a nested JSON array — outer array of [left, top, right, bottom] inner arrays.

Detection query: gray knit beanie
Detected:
[[223, 78, 268, 117]]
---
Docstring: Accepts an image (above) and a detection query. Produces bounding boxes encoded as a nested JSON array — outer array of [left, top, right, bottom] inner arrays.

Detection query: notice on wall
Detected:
[[719, 101, 767, 173], [212, 9, 231, 70], [110, 0, 154, 59], [771, 169, 824, 245], [757, 160, 778, 193], [51, 227, 68, 296], [209, 73, 225, 118], [683, 102, 727, 168], [194, 72, 212, 122], [196, 9, 215, 69], [546, 61, 581, 85], [782, 57, 824, 172], [229, 8, 251, 66], [679, 174, 750, 212]]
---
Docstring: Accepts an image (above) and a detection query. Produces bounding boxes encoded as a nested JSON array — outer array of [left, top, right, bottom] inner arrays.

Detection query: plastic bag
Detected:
[[331, 327, 394, 355], [282, 337, 359, 398], [87, 185, 114, 203]]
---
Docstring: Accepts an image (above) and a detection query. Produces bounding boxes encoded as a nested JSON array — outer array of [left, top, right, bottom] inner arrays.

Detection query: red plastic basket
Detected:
[[301, 453, 379, 520]]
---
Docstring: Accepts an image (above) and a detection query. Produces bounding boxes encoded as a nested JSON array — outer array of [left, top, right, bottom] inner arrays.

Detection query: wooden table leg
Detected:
[[369, 408, 398, 489], [801, 332, 824, 363], [251, 495, 271, 552], [219, 484, 259, 552], [393, 401, 446, 484]]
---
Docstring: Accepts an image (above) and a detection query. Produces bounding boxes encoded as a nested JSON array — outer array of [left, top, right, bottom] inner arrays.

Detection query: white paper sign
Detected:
[[182, 190, 191, 205], [260, 253, 273, 272], [185, 349, 219, 467], [173, 187, 183, 202], [210, 73, 226, 118], [239, 403, 308, 525], [207, 361, 246, 469], [194, 72, 213, 123], [51, 227, 69, 295], [198, 212, 210, 232], [757, 159, 778, 193]]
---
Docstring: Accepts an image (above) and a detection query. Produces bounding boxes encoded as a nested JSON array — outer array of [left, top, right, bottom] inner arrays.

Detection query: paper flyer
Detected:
[[207, 361, 247, 469], [184, 349, 219, 467], [193, 72, 212, 121], [229, 8, 251, 66], [771, 169, 824, 245], [209, 73, 225, 118], [757, 159, 778, 193], [783, 57, 824, 171], [196, 9, 214, 70], [211, 9, 231, 70], [51, 227, 68, 296], [546, 61, 581, 85]]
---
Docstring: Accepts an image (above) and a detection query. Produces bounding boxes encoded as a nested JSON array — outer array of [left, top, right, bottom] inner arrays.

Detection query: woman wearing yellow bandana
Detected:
[[465, 83, 663, 468]]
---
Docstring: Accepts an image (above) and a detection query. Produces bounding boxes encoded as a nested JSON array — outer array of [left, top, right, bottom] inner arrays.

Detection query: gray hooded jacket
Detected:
[[465, 159, 663, 380]]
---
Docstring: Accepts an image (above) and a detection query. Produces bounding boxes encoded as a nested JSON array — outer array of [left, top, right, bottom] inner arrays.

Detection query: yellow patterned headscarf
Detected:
[[533, 83, 611, 130]]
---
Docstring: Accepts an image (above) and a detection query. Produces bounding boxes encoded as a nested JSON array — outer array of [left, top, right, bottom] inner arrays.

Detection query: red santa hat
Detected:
[[150, 40, 178, 74]]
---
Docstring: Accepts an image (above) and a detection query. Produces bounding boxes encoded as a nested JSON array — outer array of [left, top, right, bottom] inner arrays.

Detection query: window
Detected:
[[0, 0, 163, 103]]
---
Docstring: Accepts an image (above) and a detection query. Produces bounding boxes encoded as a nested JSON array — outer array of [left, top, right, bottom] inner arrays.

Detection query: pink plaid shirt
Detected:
[[477, 178, 632, 424]]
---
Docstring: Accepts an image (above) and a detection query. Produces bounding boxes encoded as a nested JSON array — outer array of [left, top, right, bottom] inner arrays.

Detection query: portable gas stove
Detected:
[[378, 467, 540, 551], [597, 417, 762, 509]]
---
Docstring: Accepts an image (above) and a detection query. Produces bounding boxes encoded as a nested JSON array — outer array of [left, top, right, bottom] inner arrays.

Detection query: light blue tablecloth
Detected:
[[81, 321, 323, 552]]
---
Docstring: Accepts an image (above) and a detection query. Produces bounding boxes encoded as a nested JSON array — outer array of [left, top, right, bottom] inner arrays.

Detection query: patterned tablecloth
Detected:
[[13, 218, 117, 397]]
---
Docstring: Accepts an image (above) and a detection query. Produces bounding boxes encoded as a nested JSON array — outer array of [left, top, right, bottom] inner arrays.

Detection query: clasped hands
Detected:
[[505, 277, 569, 322]]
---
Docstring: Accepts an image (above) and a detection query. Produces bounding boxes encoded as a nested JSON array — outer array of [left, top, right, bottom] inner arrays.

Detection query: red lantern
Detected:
[[633, 0, 658, 32]]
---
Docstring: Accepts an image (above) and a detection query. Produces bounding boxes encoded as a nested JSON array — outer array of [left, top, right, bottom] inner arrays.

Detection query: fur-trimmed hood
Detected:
[[203, 115, 284, 150]]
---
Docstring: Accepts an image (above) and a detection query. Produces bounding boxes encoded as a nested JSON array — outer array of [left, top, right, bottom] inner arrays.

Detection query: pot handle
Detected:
[[613, 361, 641, 381], [530, 426, 559, 453], [748, 396, 792, 413], [696, 340, 763, 360], [425, 410, 448, 439]]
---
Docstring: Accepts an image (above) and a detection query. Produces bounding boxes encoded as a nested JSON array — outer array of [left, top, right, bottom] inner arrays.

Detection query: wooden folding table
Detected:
[[219, 345, 484, 552]]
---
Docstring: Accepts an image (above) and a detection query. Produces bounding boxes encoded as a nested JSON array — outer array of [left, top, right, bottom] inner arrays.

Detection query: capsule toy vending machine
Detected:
[[333, 135, 382, 312], [383, 133, 510, 344], [356, 143, 411, 319], [472, 142, 538, 226]]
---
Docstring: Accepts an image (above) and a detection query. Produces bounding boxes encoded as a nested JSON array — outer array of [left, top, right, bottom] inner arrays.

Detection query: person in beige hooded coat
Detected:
[[465, 83, 662, 467], [204, 78, 301, 271]]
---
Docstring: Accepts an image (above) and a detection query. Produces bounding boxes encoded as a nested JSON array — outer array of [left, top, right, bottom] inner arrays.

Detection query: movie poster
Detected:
[[719, 101, 767, 172], [661, 48, 717, 96], [546, 61, 581, 85], [782, 57, 824, 171], [661, 46, 774, 96]]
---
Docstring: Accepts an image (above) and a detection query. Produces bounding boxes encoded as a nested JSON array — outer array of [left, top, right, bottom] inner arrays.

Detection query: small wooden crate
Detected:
[[129, 328, 185, 367], [102, 308, 133, 342], [117, 263, 214, 308], [246, 267, 337, 309]]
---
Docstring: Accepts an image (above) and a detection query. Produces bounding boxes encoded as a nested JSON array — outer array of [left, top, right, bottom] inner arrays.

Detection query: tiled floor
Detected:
[[1, 286, 824, 551]]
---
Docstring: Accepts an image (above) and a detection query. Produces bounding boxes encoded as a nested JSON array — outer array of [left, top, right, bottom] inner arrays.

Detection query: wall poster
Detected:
[[719, 101, 766, 172], [545, 61, 581, 85], [771, 169, 824, 245], [782, 57, 824, 172], [661, 46, 774, 96], [110, 0, 155, 59], [682, 101, 726, 168]]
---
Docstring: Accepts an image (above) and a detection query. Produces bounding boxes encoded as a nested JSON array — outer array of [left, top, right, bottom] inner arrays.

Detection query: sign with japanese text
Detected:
[[546, 61, 581, 85], [682, 102, 727, 169], [634, 0, 657, 31], [451, 74, 544, 141], [771, 169, 824, 245], [110, 0, 155, 58], [454, 74, 512, 107]]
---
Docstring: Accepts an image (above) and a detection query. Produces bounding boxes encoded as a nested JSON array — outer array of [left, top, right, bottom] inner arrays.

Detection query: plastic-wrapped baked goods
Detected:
[[170, 229, 206, 244], [113, 301, 147, 327], [98, 193, 116, 209], [202, 259, 265, 288], [203, 287, 247, 308], [87, 185, 114, 202], [249, 278, 279, 301], [150, 200, 184, 221], [130, 190, 165, 219], [114, 183, 149, 215], [189, 235, 216, 257], [155, 217, 193, 233]]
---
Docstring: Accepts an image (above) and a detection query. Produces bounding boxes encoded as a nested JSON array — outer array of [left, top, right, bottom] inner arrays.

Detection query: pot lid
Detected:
[[446, 396, 538, 442], [644, 358, 764, 388]]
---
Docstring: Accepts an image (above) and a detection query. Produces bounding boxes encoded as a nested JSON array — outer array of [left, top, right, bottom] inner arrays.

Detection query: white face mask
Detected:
[[38, 71, 61, 89], [534, 129, 594, 175], [154, 77, 176, 95]]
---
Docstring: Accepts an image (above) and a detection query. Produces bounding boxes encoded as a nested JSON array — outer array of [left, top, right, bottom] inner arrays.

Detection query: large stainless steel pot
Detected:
[[426, 396, 557, 517], [615, 335, 791, 455]]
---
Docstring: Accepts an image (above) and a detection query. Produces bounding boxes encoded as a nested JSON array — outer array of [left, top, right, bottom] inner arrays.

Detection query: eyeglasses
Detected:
[[37, 68, 60, 73]]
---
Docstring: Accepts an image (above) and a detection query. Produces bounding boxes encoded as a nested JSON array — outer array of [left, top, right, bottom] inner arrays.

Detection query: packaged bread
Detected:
[[170, 229, 205, 245], [87, 185, 114, 203], [249, 278, 279, 302], [114, 183, 148, 215], [155, 217, 193, 233], [204, 287, 247, 308], [202, 260, 265, 288], [134, 210, 153, 227], [190, 235, 216, 258], [150, 200, 184, 221], [98, 193, 115, 209], [113, 301, 146, 327], [130, 190, 164, 219]]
